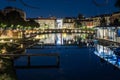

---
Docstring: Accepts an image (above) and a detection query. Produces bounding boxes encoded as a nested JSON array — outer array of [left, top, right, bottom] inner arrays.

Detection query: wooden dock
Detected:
[[0, 53, 60, 69], [0, 53, 59, 57]]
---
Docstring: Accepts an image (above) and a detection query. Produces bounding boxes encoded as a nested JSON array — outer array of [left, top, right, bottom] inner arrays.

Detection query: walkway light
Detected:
[[49, 30, 52, 33], [67, 30, 69, 32], [62, 30, 65, 32], [1, 40, 4, 43], [68, 41, 71, 44], [75, 30, 77, 32], [10, 39, 13, 42]]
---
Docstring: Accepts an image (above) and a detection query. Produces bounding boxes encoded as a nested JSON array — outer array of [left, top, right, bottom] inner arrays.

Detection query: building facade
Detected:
[[56, 18, 63, 29], [34, 17, 56, 29], [110, 12, 120, 26], [63, 17, 75, 29]]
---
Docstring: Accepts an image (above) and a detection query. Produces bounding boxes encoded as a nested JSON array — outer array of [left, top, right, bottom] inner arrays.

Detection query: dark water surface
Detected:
[[14, 46, 120, 80]]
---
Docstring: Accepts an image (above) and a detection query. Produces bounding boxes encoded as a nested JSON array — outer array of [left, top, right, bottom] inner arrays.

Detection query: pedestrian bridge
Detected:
[[25, 29, 95, 34]]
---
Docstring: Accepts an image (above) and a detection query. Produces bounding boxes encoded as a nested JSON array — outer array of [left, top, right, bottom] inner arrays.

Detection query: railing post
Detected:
[[28, 56, 30, 66], [56, 55, 60, 66]]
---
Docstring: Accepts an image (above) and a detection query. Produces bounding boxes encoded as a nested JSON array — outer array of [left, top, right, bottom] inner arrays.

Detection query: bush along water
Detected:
[[0, 43, 24, 80]]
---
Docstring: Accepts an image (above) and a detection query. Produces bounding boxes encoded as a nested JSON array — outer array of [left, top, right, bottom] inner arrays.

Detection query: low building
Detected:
[[63, 17, 75, 29], [34, 17, 56, 29], [96, 26, 120, 43], [75, 18, 94, 28], [91, 14, 111, 27], [56, 18, 63, 29], [110, 11, 120, 26], [91, 16, 101, 27]]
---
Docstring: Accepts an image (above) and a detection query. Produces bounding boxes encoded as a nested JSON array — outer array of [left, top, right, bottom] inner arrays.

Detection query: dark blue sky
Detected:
[[0, 0, 118, 18]]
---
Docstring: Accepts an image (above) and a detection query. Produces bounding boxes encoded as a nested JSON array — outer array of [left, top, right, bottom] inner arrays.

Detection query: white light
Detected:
[[1, 40, 4, 42], [68, 41, 71, 44], [10, 39, 13, 42], [75, 30, 77, 32]]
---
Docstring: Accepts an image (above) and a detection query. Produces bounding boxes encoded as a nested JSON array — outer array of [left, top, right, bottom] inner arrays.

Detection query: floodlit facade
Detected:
[[56, 19, 63, 29], [63, 17, 75, 29], [96, 26, 120, 43], [34, 17, 56, 29]]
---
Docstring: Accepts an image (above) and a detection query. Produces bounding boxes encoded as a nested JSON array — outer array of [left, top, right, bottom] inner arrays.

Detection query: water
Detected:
[[14, 45, 120, 80]]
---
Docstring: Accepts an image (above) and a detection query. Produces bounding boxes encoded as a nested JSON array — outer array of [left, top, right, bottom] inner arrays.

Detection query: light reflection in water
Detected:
[[56, 34, 63, 45], [94, 45, 120, 69], [38, 33, 88, 45]]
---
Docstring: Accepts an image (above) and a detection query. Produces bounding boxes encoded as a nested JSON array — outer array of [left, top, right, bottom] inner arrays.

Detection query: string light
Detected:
[[92, 0, 109, 7], [6, 0, 40, 9]]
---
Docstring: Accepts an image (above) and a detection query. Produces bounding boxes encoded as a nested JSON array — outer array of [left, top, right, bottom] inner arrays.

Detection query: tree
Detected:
[[5, 10, 24, 27], [0, 9, 26, 36], [0, 11, 5, 23], [100, 17, 107, 26], [75, 20, 82, 28], [77, 13, 84, 20], [115, 0, 120, 8], [0, 11, 6, 36], [113, 18, 120, 26], [27, 19, 39, 29]]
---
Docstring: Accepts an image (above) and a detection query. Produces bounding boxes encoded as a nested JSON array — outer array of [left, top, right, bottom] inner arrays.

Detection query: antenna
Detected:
[[19, 0, 40, 9], [92, 0, 109, 15], [92, 0, 108, 7], [6, 0, 16, 1]]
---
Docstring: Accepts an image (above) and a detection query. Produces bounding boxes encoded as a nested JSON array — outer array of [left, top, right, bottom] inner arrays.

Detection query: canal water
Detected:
[[14, 45, 120, 80]]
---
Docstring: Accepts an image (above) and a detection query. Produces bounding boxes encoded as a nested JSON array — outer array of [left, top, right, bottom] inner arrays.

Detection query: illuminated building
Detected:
[[110, 11, 120, 26], [63, 17, 75, 29], [34, 17, 56, 29], [56, 18, 63, 29]]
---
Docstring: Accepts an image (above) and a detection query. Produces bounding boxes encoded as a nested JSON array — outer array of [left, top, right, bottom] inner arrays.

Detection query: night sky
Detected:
[[0, 0, 118, 18]]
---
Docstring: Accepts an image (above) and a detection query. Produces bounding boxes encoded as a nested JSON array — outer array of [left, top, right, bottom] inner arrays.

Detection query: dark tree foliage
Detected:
[[28, 19, 40, 28], [78, 13, 84, 20], [75, 20, 82, 28], [113, 18, 120, 26], [115, 0, 120, 8], [100, 17, 107, 26], [5, 10, 24, 26], [0, 8, 39, 29], [0, 11, 5, 24]]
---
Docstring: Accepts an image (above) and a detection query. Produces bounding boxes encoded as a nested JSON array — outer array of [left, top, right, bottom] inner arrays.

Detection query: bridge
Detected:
[[0, 28, 95, 43], [25, 29, 95, 34]]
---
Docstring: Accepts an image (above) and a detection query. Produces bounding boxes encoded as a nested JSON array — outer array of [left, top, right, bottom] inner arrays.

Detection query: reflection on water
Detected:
[[38, 33, 87, 45], [14, 33, 120, 80], [15, 45, 120, 80], [94, 45, 120, 69]]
